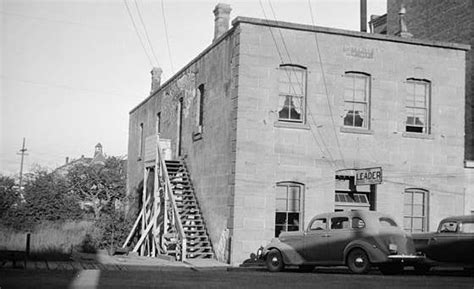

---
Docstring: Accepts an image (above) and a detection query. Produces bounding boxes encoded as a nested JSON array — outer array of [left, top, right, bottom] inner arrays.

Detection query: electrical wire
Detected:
[[161, 0, 175, 74], [133, 0, 161, 67], [123, 0, 154, 67]]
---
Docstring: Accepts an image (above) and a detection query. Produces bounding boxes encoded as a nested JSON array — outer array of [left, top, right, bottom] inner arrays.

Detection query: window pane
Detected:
[[413, 192, 424, 204], [461, 223, 474, 233], [404, 192, 412, 204], [331, 217, 349, 229], [404, 217, 412, 230], [404, 204, 412, 215], [344, 88, 354, 101], [288, 198, 299, 212], [275, 212, 287, 225], [288, 213, 300, 229], [276, 199, 287, 212], [412, 218, 423, 231], [276, 185, 287, 199], [352, 217, 366, 229], [275, 225, 285, 237], [289, 186, 300, 200], [310, 219, 326, 230]]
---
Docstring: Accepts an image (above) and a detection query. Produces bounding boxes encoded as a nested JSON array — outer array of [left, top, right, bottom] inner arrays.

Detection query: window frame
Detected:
[[342, 71, 371, 130], [403, 188, 429, 233], [275, 181, 304, 237], [277, 64, 307, 124], [405, 78, 431, 135], [138, 122, 144, 161]]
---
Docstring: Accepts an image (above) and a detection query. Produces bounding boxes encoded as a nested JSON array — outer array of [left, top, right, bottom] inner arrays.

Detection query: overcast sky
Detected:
[[0, 0, 387, 176]]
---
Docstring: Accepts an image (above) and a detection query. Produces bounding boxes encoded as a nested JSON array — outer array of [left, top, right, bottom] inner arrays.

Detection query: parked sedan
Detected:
[[260, 211, 422, 274], [412, 214, 474, 272]]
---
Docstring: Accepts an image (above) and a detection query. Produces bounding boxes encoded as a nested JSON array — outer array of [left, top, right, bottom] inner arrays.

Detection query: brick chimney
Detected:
[[150, 67, 163, 95], [213, 3, 232, 42], [396, 5, 412, 38]]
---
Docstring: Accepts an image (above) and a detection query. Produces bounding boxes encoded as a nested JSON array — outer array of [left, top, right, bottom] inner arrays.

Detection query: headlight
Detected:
[[256, 246, 264, 259], [389, 243, 398, 254]]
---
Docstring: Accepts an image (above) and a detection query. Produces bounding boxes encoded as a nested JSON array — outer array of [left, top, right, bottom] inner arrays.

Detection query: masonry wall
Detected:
[[127, 30, 239, 262], [230, 21, 467, 265], [386, 0, 474, 160]]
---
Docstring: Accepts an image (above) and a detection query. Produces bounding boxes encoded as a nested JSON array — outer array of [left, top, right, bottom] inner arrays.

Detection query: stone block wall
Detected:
[[386, 0, 474, 160], [229, 19, 467, 265]]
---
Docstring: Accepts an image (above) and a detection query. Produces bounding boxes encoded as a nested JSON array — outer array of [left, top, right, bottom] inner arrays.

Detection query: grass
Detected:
[[0, 221, 94, 260]]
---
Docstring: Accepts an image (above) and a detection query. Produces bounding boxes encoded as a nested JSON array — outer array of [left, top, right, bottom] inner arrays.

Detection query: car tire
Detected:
[[298, 265, 315, 272], [347, 248, 371, 274], [379, 263, 404, 275], [414, 263, 431, 275], [266, 249, 284, 272]]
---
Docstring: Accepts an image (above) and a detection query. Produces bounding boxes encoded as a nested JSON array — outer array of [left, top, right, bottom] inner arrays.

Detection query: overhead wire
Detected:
[[161, 0, 175, 74], [133, 0, 161, 67], [123, 0, 154, 67], [261, 0, 338, 168], [307, 0, 347, 168]]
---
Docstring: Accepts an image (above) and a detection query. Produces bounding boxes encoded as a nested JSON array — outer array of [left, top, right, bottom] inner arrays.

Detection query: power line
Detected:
[[133, 0, 161, 67], [161, 0, 175, 74], [123, 0, 154, 67], [261, 0, 339, 168], [307, 0, 347, 168]]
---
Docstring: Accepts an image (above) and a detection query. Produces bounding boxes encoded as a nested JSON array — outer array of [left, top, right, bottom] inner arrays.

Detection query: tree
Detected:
[[0, 175, 18, 218], [67, 156, 126, 220]]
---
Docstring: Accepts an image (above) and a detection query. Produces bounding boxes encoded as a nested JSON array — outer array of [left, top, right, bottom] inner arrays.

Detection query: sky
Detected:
[[0, 0, 387, 176]]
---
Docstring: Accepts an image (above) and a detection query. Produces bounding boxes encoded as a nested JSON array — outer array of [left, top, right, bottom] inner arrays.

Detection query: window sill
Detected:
[[340, 127, 374, 135], [402, 132, 434, 140], [274, 121, 310, 130]]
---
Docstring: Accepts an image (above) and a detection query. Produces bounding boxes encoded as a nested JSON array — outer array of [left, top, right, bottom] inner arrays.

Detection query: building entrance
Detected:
[[335, 169, 379, 212]]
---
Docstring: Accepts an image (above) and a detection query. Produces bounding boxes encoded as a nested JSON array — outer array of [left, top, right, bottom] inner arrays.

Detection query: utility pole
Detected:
[[17, 137, 28, 191]]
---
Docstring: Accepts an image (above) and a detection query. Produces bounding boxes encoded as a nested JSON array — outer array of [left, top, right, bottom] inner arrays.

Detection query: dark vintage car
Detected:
[[260, 211, 423, 274], [412, 215, 474, 272]]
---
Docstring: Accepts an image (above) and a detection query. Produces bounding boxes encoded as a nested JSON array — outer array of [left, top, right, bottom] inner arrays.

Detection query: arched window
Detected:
[[278, 65, 307, 123], [343, 72, 371, 129], [405, 78, 431, 134], [404, 188, 429, 232], [275, 182, 304, 237]]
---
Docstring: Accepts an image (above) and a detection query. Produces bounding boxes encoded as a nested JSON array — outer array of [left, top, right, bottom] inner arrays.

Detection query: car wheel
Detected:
[[379, 263, 404, 275], [298, 265, 315, 272], [414, 263, 431, 275], [347, 248, 371, 274], [266, 249, 284, 272]]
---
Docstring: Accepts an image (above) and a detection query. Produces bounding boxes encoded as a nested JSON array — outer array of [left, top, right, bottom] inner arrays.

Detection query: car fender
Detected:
[[264, 240, 305, 265], [344, 240, 388, 264]]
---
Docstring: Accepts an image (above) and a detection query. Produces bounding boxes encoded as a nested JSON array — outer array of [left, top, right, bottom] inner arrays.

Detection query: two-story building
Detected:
[[127, 4, 469, 265]]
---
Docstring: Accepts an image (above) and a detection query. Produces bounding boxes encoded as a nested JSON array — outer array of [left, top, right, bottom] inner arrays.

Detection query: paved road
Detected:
[[1, 268, 473, 289]]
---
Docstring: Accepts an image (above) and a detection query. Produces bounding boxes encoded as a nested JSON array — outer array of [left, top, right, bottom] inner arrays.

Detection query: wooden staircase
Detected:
[[165, 160, 214, 259]]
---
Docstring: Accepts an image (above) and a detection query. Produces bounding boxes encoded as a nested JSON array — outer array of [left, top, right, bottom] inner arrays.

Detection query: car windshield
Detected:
[[439, 221, 458, 233], [379, 217, 397, 227]]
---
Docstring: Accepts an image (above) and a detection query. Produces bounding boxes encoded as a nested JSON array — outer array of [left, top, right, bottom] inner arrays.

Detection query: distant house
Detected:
[[55, 143, 107, 176]]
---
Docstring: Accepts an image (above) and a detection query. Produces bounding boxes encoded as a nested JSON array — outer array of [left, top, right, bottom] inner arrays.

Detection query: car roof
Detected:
[[310, 210, 394, 221], [439, 215, 474, 223]]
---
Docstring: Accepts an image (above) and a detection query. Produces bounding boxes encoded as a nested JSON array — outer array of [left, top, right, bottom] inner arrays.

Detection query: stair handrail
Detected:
[[157, 136, 187, 261]]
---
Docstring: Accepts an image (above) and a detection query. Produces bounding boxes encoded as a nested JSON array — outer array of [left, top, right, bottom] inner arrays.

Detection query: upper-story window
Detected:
[[278, 65, 306, 123], [405, 79, 431, 134], [197, 84, 205, 131], [343, 72, 370, 129], [138, 123, 144, 160]]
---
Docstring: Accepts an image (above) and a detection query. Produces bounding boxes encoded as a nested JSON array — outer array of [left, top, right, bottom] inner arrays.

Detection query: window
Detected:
[[197, 84, 204, 132], [310, 218, 327, 231], [278, 65, 306, 123], [439, 221, 458, 233], [343, 72, 370, 129], [460, 222, 474, 233], [405, 79, 430, 134], [156, 112, 161, 134], [275, 182, 303, 237], [352, 217, 366, 229], [404, 189, 428, 232], [138, 123, 144, 160], [331, 217, 349, 229]]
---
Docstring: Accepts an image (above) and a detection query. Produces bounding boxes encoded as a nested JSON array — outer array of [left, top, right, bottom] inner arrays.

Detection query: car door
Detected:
[[325, 217, 352, 264], [428, 221, 474, 263], [303, 217, 329, 263]]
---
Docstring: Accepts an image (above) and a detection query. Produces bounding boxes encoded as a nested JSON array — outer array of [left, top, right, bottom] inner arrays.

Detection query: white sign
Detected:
[[355, 167, 382, 186]]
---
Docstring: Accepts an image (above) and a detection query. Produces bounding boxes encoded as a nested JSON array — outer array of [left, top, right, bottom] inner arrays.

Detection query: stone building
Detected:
[[370, 0, 474, 161], [127, 4, 469, 265]]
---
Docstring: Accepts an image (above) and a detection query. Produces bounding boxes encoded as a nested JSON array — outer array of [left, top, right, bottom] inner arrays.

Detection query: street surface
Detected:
[[1, 267, 473, 289]]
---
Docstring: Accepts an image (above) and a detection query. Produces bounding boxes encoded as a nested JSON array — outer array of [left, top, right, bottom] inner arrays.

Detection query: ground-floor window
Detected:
[[275, 182, 303, 237], [403, 188, 428, 232]]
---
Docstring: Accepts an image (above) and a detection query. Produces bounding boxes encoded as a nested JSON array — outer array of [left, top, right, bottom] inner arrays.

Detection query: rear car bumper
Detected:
[[386, 255, 425, 264]]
